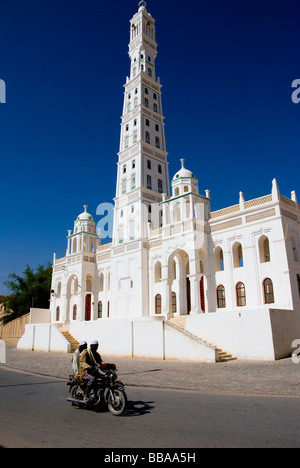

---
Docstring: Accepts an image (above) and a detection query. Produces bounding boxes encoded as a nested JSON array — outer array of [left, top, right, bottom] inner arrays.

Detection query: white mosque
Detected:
[[18, 1, 300, 361]]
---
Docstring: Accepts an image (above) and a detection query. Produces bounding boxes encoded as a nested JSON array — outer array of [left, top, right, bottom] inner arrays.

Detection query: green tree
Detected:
[[1, 263, 52, 325]]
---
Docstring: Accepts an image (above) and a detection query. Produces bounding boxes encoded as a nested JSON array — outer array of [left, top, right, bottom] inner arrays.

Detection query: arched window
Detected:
[[72, 304, 77, 321], [99, 273, 104, 292], [173, 204, 181, 222], [236, 282, 246, 307], [158, 179, 163, 194], [86, 275, 92, 292], [56, 282, 61, 299], [173, 260, 177, 280], [259, 236, 270, 263], [215, 247, 224, 272], [291, 236, 299, 262], [98, 301, 102, 319], [154, 261, 162, 283], [217, 285, 226, 308], [155, 294, 162, 314], [56, 306, 60, 322], [171, 292, 177, 314], [70, 276, 78, 296], [233, 242, 244, 268], [263, 278, 274, 304]]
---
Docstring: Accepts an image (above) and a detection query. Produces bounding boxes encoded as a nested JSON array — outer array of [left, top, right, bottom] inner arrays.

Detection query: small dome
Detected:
[[77, 205, 94, 221], [173, 159, 196, 180], [138, 0, 147, 11]]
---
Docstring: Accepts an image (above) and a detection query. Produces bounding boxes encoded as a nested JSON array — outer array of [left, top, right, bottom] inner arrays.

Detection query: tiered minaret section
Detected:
[[113, 1, 170, 246]]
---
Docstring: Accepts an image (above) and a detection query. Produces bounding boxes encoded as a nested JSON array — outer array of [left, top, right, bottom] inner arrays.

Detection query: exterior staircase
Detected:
[[59, 325, 79, 353], [168, 316, 237, 363]]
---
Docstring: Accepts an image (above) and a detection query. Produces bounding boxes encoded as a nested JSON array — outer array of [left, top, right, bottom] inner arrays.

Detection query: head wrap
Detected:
[[90, 340, 99, 346]]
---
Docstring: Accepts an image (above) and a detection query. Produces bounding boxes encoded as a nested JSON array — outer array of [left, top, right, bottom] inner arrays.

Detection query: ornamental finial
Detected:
[[138, 1, 147, 8]]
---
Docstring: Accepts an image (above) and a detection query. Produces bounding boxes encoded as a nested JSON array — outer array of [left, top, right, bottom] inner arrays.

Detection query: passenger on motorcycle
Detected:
[[79, 340, 104, 402], [72, 340, 87, 376]]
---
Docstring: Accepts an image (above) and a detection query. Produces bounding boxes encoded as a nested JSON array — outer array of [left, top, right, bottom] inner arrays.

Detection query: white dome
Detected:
[[173, 159, 196, 181], [77, 205, 94, 221]]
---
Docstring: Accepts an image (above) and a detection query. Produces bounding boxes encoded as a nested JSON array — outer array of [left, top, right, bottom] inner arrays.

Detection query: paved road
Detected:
[[0, 367, 299, 449]]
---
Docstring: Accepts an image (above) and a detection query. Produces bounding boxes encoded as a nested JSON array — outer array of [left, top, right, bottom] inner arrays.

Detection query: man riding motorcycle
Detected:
[[79, 340, 103, 402]]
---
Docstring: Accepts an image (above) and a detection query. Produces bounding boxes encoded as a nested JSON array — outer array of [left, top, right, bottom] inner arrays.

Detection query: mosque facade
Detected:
[[19, 2, 300, 361]]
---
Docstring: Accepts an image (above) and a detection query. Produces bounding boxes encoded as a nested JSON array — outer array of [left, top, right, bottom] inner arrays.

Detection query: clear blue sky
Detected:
[[0, 0, 299, 294]]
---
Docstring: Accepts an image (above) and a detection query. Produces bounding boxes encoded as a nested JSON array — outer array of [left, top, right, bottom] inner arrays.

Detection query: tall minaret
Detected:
[[110, 1, 169, 319], [112, 0, 170, 247]]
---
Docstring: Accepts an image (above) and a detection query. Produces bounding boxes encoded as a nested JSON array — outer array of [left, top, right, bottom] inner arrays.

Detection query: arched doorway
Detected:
[[167, 249, 190, 316], [186, 277, 191, 314], [85, 294, 92, 321], [200, 276, 205, 312], [66, 275, 79, 324]]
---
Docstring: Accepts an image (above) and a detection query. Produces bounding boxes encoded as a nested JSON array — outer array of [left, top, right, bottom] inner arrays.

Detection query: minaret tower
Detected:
[[110, 1, 170, 318], [112, 0, 170, 246]]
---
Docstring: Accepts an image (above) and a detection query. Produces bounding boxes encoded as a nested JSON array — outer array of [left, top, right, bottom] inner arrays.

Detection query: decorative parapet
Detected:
[[210, 194, 273, 220], [54, 257, 66, 265], [244, 194, 272, 209], [210, 204, 240, 219], [280, 195, 298, 209]]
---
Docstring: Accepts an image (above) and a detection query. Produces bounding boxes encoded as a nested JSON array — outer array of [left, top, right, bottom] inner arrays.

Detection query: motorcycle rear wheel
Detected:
[[107, 389, 127, 416]]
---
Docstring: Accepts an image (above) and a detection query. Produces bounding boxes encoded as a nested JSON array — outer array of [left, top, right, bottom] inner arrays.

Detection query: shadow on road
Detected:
[[124, 400, 155, 417]]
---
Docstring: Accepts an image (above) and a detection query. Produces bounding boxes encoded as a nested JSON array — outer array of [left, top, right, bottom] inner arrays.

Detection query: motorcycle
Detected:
[[67, 363, 127, 416]]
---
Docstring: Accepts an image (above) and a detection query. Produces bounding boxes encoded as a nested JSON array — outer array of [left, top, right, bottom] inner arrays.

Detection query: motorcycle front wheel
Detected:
[[107, 388, 127, 416], [70, 384, 85, 404]]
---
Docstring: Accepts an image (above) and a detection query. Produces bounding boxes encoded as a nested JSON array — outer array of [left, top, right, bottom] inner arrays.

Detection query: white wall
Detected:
[[185, 309, 300, 360], [29, 308, 51, 324], [69, 317, 217, 362], [17, 324, 71, 353]]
